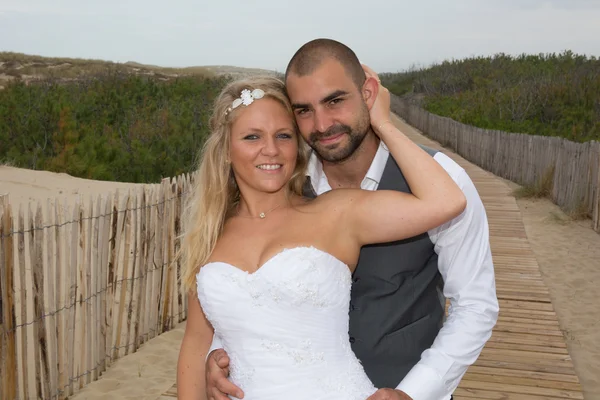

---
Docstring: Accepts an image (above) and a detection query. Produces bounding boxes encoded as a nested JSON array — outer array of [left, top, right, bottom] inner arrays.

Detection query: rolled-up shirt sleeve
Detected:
[[206, 333, 224, 361]]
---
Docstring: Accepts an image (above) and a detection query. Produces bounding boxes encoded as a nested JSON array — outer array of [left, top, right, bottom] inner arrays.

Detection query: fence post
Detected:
[[1, 194, 18, 400], [594, 141, 600, 233]]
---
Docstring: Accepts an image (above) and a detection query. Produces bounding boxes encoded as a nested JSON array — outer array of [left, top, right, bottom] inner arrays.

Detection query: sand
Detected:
[[507, 186, 600, 399], [1, 129, 599, 399], [66, 323, 185, 400], [0, 165, 146, 209]]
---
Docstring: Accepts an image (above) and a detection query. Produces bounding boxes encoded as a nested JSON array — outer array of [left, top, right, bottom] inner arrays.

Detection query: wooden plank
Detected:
[[496, 316, 560, 327], [98, 194, 111, 375], [105, 192, 118, 369], [484, 340, 568, 355], [458, 380, 583, 399], [73, 199, 85, 392], [15, 205, 29, 400], [112, 192, 131, 360], [122, 191, 136, 356], [498, 299, 556, 312], [33, 203, 50, 398], [43, 199, 58, 398], [495, 307, 560, 321], [462, 372, 582, 392], [489, 331, 567, 348], [56, 199, 68, 399], [147, 187, 159, 340], [84, 196, 94, 383], [0, 198, 17, 400], [129, 188, 141, 352], [65, 199, 78, 396], [91, 195, 101, 380], [138, 187, 150, 346], [466, 365, 580, 383]]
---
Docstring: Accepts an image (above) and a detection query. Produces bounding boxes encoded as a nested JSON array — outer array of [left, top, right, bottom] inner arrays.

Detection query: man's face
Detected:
[[285, 59, 370, 163]]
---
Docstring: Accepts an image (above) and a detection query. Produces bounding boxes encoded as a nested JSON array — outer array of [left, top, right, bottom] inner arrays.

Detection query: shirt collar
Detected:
[[306, 140, 390, 194]]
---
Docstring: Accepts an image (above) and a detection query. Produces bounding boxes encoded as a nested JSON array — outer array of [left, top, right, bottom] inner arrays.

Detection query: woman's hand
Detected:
[[362, 64, 392, 136]]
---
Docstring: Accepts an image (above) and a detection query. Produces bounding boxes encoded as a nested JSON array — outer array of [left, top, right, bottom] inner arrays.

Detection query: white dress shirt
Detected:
[[306, 141, 499, 400]]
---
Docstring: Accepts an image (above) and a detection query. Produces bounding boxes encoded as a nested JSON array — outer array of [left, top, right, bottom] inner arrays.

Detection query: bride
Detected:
[[176, 74, 466, 400]]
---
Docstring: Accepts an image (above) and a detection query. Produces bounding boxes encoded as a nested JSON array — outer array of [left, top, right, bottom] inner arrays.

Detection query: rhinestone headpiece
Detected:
[[225, 88, 265, 115]]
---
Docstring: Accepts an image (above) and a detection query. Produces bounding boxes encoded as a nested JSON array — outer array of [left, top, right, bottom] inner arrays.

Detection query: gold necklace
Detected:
[[236, 203, 283, 219]]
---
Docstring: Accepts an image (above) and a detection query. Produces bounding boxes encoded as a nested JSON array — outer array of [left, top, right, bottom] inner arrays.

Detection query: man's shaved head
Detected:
[[285, 38, 366, 89]]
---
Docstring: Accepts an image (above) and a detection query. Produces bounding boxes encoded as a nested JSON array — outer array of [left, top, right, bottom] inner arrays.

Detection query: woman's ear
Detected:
[[362, 76, 380, 111]]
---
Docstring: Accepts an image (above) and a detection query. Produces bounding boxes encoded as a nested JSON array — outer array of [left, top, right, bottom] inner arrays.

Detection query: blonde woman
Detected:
[[176, 75, 466, 400]]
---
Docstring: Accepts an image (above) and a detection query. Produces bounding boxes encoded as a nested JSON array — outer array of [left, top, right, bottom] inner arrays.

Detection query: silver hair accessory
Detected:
[[225, 88, 265, 115]]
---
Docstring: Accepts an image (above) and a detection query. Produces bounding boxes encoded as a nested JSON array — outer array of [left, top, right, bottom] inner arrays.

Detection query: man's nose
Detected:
[[314, 110, 334, 134]]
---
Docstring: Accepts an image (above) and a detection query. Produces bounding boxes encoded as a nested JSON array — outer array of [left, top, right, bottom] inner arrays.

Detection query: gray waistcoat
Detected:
[[303, 145, 445, 388]]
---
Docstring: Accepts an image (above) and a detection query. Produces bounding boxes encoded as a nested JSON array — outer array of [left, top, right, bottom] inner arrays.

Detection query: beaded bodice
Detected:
[[196, 246, 377, 400]]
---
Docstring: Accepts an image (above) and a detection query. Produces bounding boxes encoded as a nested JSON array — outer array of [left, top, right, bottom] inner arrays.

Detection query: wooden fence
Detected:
[[0, 173, 193, 400], [390, 95, 600, 233]]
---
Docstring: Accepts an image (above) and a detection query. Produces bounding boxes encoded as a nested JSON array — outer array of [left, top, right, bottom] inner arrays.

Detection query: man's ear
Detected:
[[361, 76, 379, 110]]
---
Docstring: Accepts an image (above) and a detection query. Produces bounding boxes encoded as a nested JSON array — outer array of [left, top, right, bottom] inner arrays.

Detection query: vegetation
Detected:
[[381, 51, 600, 142], [3, 50, 599, 184], [0, 67, 230, 182]]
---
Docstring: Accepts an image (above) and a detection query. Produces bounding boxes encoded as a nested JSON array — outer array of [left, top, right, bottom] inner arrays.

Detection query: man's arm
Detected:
[[395, 153, 499, 400]]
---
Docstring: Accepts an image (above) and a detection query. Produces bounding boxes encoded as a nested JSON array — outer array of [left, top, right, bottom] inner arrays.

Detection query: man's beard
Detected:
[[308, 114, 370, 163]]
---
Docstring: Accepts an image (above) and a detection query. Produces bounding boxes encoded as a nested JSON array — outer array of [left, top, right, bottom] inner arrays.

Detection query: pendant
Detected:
[[259, 212, 266, 219]]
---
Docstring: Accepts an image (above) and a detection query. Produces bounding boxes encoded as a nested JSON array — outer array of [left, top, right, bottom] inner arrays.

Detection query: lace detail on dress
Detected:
[[228, 351, 255, 390], [261, 338, 326, 365], [315, 335, 376, 399]]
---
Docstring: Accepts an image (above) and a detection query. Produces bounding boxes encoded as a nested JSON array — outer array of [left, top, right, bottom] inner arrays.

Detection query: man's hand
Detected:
[[205, 349, 244, 399], [367, 388, 413, 400]]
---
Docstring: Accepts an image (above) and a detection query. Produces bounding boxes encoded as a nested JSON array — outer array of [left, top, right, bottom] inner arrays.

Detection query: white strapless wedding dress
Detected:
[[196, 246, 378, 400]]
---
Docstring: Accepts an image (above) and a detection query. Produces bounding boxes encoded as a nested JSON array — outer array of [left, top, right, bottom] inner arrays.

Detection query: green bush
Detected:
[[0, 72, 230, 182], [382, 51, 600, 142]]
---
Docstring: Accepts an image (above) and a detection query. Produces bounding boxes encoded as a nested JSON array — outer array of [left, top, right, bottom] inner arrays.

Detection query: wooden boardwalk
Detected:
[[158, 116, 584, 399]]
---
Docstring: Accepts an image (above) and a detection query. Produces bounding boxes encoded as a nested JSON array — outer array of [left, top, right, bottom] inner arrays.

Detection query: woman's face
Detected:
[[229, 97, 299, 196]]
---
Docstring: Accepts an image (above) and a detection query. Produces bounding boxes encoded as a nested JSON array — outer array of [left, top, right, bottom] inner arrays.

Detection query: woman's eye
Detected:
[[243, 134, 259, 140]]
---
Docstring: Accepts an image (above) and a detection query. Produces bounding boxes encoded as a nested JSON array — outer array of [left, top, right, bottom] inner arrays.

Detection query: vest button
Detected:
[[353, 276, 360, 283], [349, 337, 356, 343]]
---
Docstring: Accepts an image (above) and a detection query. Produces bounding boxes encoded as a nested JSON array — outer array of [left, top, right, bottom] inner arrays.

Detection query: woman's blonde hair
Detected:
[[181, 76, 309, 292]]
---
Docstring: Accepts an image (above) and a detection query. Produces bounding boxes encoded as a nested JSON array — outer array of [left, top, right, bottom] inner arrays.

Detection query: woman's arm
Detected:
[[339, 69, 466, 247], [177, 292, 214, 400]]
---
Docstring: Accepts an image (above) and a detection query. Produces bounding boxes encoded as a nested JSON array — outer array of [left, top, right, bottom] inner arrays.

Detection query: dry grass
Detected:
[[0, 51, 217, 84], [512, 166, 591, 222], [0, 52, 282, 89], [513, 166, 555, 199]]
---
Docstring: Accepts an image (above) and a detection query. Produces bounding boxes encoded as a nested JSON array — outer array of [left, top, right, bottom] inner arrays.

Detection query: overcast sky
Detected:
[[1, 0, 599, 73]]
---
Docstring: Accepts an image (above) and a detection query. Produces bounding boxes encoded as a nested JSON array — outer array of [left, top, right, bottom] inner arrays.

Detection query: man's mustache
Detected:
[[309, 124, 351, 144]]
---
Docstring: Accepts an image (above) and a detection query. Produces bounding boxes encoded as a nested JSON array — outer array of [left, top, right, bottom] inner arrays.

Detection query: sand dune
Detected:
[[0, 165, 147, 209]]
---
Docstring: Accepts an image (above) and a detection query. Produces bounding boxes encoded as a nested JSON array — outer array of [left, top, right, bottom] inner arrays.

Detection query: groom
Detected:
[[204, 39, 499, 400]]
